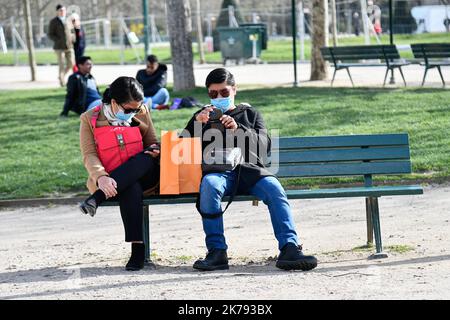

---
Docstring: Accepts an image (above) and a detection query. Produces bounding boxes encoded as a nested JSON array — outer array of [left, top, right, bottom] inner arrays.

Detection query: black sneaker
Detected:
[[79, 197, 97, 217], [276, 243, 317, 271], [193, 249, 229, 271]]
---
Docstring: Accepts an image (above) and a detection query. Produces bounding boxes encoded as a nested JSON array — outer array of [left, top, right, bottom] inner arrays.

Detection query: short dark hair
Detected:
[[76, 56, 91, 66], [56, 4, 64, 11], [146, 55, 158, 64], [205, 68, 235, 88], [102, 76, 144, 105]]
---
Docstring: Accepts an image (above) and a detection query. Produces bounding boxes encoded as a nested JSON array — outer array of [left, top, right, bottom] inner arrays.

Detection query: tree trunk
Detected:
[[310, 0, 328, 81], [166, 0, 195, 91], [23, 0, 36, 81]]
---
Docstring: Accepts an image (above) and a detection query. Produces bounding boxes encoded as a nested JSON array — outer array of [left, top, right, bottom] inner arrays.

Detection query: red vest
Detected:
[[91, 105, 143, 173]]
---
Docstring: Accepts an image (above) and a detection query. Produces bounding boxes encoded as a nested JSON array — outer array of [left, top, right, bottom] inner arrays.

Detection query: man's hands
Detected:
[[195, 106, 214, 123], [220, 115, 238, 131], [195, 107, 238, 131]]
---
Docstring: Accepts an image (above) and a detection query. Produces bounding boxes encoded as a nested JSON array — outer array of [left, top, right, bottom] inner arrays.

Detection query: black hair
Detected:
[[76, 56, 91, 66], [205, 68, 235, 88], [146, 54, 158, 64], [56, 4, 64, 10], [102, 76, 144, 104]]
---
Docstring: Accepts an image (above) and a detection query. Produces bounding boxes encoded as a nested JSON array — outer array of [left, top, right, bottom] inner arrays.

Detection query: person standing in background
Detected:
[[48, 4, 75, 87]]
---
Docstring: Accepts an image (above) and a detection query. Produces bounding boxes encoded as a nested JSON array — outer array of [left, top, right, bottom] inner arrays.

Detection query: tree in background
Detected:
[[310, 0, 328, 81], [166, 0, 195, 91]]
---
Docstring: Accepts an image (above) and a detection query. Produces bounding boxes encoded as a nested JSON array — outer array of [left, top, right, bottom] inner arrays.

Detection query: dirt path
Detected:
[[1, 184, 449, 300]]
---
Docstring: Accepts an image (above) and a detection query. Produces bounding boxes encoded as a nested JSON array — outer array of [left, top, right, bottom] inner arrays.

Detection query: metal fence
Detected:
[[0, 0, 448, 64]]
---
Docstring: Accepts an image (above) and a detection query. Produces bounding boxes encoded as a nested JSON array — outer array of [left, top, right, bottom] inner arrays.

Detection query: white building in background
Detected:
[[411, 5, 450, 33]]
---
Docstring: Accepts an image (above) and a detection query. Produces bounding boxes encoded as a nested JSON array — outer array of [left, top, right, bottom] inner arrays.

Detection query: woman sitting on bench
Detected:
[[78, 76, 160, 271]]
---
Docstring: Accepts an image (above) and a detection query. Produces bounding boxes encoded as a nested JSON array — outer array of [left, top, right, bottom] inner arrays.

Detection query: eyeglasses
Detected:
[[207, 88, 231, 99], [119, 102, 143, 114]]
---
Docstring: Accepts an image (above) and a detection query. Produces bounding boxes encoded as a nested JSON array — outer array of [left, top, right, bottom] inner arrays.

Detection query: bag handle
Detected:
[[196, 164, 242, 219]]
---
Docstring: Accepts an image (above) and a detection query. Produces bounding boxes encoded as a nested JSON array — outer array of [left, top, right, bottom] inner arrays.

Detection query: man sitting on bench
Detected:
[[182, 68, 318, 272]]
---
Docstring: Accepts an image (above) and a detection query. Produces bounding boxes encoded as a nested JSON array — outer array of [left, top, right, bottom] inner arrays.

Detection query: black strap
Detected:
[[196, 164, 242, 219]]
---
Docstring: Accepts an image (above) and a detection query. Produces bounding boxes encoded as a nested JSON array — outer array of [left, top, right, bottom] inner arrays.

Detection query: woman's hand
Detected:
[[195, 107, 214, 124], [220, 115, 238, 131], [97, 175, 117, 199], [144, 144, 160, 158]]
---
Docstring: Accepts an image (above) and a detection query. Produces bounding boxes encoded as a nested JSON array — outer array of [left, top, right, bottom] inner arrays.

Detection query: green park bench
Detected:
[[101, 133, 423, 262], [320, 45, 410, 87], [411, 43, 450, 87]]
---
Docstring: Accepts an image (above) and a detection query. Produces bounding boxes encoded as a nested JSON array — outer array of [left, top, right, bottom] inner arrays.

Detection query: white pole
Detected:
[[299, 1, 305, 61], [119, 16, 124, 65], [360, 0, 370, 44], [103, 19, 111, 48], [0, 25, 7, 54], [11, 17, 18, 65]]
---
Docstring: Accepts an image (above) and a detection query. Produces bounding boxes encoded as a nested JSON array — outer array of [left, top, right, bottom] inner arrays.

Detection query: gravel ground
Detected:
[[0, 184, 449, 300]]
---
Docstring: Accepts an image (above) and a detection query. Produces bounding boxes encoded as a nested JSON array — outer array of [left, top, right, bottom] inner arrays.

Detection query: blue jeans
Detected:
[[199, 171, 299, 251], [143, 88, 170, 109]]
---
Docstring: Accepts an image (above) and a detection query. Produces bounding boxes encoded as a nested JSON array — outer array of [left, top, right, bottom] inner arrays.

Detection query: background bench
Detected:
[[320, 45, 409, 87], [101, 133, 423, 262], [411, 43, 450, 87]]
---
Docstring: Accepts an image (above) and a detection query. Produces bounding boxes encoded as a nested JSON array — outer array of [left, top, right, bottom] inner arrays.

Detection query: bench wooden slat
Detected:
[[411, 43, 450, 59], [273, 146, 410, 164], [283, 185, 423, 199], [276, 134, 409, 149], [100, 185, 423, 207], [275, 160, 412, 177]]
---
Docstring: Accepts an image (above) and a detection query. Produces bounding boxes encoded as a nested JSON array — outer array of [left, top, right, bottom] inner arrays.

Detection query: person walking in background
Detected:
[[48, 4, 75, 87], [70, 13, 86, 72], [136, 55, 170, 110], [60, 56, 102, 118]]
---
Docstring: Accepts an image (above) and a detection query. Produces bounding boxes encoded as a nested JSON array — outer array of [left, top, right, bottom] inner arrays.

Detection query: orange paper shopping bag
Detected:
[[160, 130, 202, 195]]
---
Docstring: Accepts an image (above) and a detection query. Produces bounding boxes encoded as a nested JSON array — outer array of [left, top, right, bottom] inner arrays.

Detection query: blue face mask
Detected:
[[115, 110, 135, 122], [210, 97, 232, 113]]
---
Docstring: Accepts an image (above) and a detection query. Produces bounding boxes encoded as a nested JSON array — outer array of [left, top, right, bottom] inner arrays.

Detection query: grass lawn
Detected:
[[0, 86, 449, 199], [1, 32, 448, 66]]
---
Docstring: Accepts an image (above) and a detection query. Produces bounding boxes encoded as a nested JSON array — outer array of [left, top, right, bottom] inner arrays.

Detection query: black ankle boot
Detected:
[[126, 243, 145, 271], [193, 249, 229, 271], [276, 243, 318, 271], [79, 196, 97, 217]]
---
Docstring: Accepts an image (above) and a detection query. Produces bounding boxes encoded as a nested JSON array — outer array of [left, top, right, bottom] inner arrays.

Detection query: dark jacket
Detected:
[[62, 72, 100, 116], [136, 64, 168, 97], [48, 17, 74, 50], [183, 103, 274, 194]]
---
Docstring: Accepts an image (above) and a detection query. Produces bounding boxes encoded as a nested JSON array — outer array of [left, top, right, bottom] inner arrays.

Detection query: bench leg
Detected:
[[369, 197, 388, 259], [142, 205, 155, 267], [331, 69, 337, 87], [345, 67, 355, 87], [421, 67, 429, 86], [398, 66, 407, 87], [437, 66, 446, 87], [365, 197, 374, 245], [383, 68, 389, 87]]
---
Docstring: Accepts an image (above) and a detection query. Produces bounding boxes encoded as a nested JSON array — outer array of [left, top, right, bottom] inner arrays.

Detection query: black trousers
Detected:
[[107, 152, 159, 242]]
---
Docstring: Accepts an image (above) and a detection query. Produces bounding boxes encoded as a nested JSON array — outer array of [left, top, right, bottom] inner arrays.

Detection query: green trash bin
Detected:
[[239, 23, 268, 50], [217, 27, 262, 65]]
